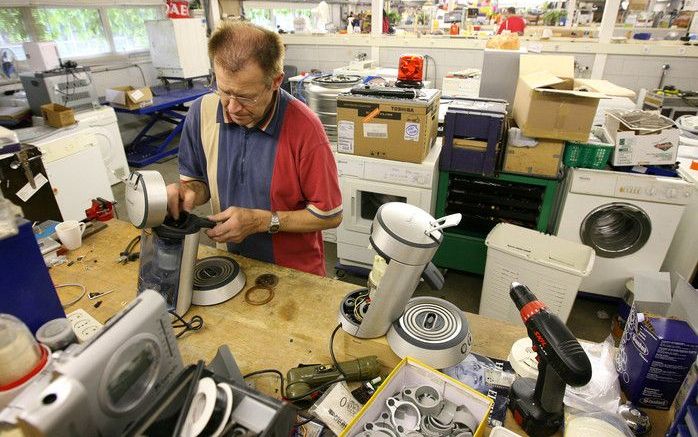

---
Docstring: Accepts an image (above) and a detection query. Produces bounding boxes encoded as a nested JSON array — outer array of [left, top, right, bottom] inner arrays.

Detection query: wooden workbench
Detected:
[[47, 219, 670, 436]]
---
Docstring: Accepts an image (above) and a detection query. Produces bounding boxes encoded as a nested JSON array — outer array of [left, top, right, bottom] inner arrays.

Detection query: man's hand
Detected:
[[166, 181, 210, 219], [206, 207, 267, 243]]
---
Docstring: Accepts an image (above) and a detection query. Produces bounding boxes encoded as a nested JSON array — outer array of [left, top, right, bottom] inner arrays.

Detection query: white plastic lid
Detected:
[[0, 314, 41, 387], [485, 223, 596, 277]]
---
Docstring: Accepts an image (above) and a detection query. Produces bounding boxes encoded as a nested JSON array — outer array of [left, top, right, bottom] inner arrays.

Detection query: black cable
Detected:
[[169, 310, 203, 338], [119, 235, 141, 264], [243, 369, 284, 396], [329, 323, 347, 378]]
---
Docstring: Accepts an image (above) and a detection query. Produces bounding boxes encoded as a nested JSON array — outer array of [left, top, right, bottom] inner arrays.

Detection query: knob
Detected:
[[646, 187, 657, 196], [666, 188, 677, 198]]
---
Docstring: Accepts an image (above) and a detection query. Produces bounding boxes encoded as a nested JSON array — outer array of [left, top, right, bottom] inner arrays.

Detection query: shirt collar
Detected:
[[217, 90, 281, 137]]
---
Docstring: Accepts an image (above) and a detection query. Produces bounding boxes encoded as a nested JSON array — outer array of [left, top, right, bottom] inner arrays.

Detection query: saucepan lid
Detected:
[[125, 170, 168, 229]]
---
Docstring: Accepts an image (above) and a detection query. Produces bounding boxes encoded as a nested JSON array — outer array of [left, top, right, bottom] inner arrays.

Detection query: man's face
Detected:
[[213, 61, 282, 127]]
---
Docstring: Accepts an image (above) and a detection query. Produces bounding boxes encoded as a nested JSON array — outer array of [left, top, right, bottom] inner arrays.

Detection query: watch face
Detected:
[[269, 213, 280, 234]]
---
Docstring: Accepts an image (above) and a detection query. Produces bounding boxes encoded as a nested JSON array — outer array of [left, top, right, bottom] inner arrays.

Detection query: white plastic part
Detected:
[[480, 223, 596, 324], [0, 314, 42, 386]]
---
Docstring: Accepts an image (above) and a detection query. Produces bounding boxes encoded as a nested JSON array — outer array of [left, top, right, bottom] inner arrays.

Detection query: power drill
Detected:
[[285, 356, 381, 400], [508, 282, 592, 436]]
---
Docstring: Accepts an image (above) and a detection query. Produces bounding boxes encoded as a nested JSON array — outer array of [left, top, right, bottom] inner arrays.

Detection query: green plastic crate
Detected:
[[563, 140, 614, 169]]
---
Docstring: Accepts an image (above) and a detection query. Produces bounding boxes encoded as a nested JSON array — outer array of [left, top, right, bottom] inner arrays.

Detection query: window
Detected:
[[247, 8, 274, 30], [32, 8, 110, 58], [108, 7, 160, 53], [0, 8, 30, 61]]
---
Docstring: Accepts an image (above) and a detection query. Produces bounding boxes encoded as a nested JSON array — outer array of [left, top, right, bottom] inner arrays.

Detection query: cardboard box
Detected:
[[503, 138, 564, 178], [341, 357, 493, 436], [604, 111, 680, 166], [615, 303, 698, 409], [336, 89, 440, 164], [513, 55, 606, 142], [40, 103, 75, 128], [105, 86, 154, 110], [574, 79, 636, 99]]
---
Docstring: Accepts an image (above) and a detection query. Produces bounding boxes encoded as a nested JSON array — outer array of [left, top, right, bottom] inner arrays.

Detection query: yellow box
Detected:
[[341, 357, 494, 436], [40, 103, 75, 128]]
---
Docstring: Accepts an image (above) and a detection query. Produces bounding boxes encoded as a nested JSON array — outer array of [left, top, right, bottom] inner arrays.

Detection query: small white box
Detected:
[[604, 112, 680, 166], [22, 42, 60, 72]]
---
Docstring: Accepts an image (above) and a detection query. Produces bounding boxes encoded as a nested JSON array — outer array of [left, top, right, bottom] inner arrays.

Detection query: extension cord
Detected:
[[66, 309, 103, 342]]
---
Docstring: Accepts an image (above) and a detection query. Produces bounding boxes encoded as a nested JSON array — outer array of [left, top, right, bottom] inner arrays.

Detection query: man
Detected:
[[497, 7, 526, 35], [167, 21, 342, 276]]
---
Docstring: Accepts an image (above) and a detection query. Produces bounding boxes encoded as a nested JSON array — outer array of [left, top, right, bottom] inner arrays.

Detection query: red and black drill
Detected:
[[508, 282, 592, 436]]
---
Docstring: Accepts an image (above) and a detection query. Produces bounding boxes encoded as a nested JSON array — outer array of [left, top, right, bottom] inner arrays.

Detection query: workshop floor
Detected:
[[113, 117, 617, 344]]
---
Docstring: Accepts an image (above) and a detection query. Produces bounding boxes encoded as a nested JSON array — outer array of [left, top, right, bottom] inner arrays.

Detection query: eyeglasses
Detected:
[[210, 87, 261, 107]]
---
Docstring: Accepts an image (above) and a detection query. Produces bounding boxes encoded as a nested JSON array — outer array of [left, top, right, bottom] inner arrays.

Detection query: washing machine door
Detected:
[[580, 202, 652, 258]]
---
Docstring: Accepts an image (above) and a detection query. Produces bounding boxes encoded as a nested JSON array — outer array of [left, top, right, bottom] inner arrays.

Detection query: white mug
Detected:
[[55, 220, 86, 250]]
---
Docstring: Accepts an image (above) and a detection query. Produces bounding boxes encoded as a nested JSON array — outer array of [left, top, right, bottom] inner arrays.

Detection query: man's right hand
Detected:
[[166, 183, 197, 220]]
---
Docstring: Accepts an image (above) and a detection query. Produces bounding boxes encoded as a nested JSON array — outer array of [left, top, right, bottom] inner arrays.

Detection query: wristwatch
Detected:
[[268, 211, 280, 234]]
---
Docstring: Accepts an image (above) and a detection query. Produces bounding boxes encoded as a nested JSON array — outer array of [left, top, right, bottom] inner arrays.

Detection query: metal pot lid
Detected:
[[125, 170, 168, 229], [312, 74, 362, 85]]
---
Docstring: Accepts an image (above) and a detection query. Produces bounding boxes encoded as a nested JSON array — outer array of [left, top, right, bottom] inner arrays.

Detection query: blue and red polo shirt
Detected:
[[178, 89, 342, 276]]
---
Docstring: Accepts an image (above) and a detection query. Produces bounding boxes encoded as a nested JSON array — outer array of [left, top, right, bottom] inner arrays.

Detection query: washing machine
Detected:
[[555, 167, 694, 297], [17, 106, 129, 185], [335, 140, 442, 269]]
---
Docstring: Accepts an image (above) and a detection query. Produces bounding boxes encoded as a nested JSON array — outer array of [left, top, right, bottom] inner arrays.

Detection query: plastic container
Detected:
[[563, 140, 614, 169], [479, 223, 596, 324]]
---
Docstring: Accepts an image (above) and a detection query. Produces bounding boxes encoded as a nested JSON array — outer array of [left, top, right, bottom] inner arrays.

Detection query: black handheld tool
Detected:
[[508, 282, 592, 436]]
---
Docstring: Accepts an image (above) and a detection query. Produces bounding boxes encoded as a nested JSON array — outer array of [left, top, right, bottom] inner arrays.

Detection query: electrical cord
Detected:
[[169, 310, 203, 338], [55, 283, 86, 307], [243, 369, 284, 395], [329, 323, 347, 378], [118, 235, 141, 264]]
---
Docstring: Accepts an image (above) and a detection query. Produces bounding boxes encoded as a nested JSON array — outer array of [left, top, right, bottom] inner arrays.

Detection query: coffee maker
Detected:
[[338, 202, 461, 339], [126, 171, 215, 315]]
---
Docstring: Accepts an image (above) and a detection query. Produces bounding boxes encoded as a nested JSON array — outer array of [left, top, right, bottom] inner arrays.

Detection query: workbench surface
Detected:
[[46, 219, 670, 436]]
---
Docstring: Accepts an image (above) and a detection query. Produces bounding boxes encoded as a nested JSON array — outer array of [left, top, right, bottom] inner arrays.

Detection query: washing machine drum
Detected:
[[580, 202, 652, 258]]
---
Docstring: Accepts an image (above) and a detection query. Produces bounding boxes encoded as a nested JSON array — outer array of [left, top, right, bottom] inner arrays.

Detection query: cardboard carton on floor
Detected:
[[336, 89, 440, 164], [105, 86, 154, 110], [513, 55, 606, 142]]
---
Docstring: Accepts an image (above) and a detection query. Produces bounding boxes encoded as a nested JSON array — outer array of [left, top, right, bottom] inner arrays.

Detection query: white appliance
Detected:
[[22, 42, 60, 72], [555, 168, 694, 297], [41, 134, 114, 221], [662, 158, 698, 282], [18, 106, 128, 185], [145, 18, 210, 80], [336, 140, 442, 269]]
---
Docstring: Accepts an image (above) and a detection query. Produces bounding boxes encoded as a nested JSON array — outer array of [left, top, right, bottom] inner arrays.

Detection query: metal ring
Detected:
[[244, 285, 274, 306]]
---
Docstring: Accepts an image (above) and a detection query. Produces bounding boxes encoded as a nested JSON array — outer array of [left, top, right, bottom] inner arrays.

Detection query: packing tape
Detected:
[[183, 377, 234, 437]]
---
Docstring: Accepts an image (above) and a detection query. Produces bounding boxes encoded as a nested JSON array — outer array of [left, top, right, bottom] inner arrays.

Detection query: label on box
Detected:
[[363, 123, 388, 139], [16, 173, 48, 202], [307, 382, 361, 435], [404, 122, 420, 141], [130, 89, 144, 101], [337, 120, 354, 153]]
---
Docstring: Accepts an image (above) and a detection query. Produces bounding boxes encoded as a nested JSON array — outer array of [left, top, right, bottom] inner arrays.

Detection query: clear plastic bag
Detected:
[[563, 335, 622, 414]]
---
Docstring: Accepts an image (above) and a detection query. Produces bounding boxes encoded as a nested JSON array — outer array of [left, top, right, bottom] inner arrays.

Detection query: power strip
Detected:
[[67, 308, 103, 342]]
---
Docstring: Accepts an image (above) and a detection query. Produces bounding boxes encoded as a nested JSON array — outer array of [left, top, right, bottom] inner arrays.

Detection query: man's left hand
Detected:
[[206, 207, 265, 243]]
